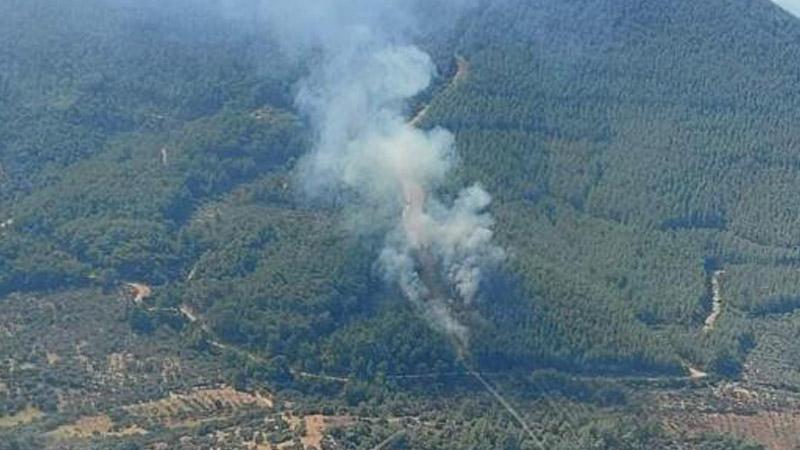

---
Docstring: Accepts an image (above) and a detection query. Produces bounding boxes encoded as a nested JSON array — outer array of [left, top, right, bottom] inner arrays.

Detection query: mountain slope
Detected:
[[414, 0, 800, 376], [3, 0, 800, 448]]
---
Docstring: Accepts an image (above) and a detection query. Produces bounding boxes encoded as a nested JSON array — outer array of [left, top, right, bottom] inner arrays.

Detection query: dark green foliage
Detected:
[[408, 0, 800, 376], [0, 233, 88, 295], [3, 0, 799, 382], [128, 309, 155, 335]]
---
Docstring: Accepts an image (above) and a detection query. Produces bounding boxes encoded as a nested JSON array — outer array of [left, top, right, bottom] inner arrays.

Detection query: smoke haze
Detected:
[[772, 0, 800, 17], [259, 0, 502, 346]]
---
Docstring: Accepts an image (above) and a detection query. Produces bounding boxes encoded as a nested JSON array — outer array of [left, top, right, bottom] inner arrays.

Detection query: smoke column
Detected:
[[260, 0, 503, 348], [228, 2, 545, 444]]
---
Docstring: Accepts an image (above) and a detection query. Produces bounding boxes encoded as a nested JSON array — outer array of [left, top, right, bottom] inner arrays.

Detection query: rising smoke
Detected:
[[260, 0, 503, 348]]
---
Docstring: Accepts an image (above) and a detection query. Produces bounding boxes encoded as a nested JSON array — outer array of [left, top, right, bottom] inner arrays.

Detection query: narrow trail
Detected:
[[409, 55, 469, 127], [388, 368, 705, 384], [178, 304, 199, 324], [125, 285, 269, 364], [178, 300, 350, 375], [186, 264, 198, 281], [688, 366, 709, 379], [368, 430, 406, 450], [464, 364, 547, 449], [674, 270, 727, 377], [296, 371, 350, 383], [704, 270, 725, 333], [176, 302, 267, 363]]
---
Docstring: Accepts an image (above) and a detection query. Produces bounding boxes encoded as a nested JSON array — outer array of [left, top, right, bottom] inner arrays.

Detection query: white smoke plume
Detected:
[[261, 0, 502, 347]]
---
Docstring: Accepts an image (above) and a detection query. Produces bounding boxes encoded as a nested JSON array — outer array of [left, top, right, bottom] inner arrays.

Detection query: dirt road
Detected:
[[704, 270, 725, 333], [409, 55, 469, 127]]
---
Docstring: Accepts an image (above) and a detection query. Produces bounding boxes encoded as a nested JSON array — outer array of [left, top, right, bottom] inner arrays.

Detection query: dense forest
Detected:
[[3, 0, 800, 448]]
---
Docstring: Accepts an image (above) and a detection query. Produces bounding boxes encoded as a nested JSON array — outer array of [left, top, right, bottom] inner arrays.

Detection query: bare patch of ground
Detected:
[[688, 366, 709, 379], [0, 406, 44, 428], [669, 411, 800, 450], [125, 385, 273, 421], [50, 414, 147, 439], [659, 382, 800, 450], [283, 413, 355, 450], [106, 352, 131, 376], [125, 282, 152, 305], [46, 351, 61, 366], [302, 415, 325, 450]]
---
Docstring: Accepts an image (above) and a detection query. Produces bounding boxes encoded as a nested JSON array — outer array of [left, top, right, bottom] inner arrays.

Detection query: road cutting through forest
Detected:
[[408, 55, 468, 127], [368, 430, 407, 450], [465, 365, 547, 449]]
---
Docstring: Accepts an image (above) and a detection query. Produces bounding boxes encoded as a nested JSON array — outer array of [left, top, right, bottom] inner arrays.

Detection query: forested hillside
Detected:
[[3, 0, 800, 448], [430, 0, 800, 377]]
